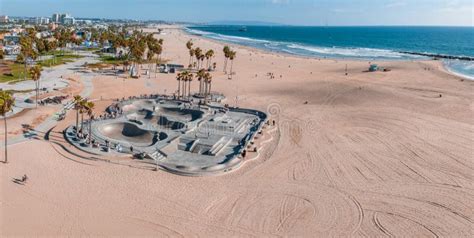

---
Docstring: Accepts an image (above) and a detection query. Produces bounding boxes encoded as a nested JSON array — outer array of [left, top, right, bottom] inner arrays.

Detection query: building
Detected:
[[63, 17, 75, 25], [51, 13, 60, 23], [60, 13, 71, 23], [35, 17, 50, 25], [4, 35, 20, 45], [0, 15, 8, 23]]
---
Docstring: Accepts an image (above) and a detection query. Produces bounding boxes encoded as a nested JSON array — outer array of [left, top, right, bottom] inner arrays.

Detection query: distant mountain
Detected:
[[206, 21, 284, 26]]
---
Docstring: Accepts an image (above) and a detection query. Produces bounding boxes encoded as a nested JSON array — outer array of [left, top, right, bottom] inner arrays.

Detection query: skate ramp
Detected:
[[156, 107, 204, 122], [98, 122, 156, 145]]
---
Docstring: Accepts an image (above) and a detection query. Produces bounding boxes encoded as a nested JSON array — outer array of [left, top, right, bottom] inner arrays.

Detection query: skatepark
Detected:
[[65, 94, 267, 176]]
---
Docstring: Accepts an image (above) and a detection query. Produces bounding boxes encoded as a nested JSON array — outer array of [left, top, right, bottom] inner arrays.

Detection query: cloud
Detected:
[[436, 0, 474, 13]]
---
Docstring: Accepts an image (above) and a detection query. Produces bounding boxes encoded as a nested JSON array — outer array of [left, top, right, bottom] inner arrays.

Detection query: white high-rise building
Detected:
[[60, 13, 71, 23], [52, 13, 60, 23], [63, 17, 75, 25], [35, 17, 50, 25], [0, 15, 8, 23]]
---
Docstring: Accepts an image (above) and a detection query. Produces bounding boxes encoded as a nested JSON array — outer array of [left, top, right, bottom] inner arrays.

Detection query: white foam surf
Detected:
[[185, 27, 425, 60]]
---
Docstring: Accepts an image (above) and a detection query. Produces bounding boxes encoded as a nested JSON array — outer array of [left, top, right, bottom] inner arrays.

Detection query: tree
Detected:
[[19, 35, 37, 80], [177, 71, 193, 100], [85, 101, 95, 144], [79, 99, 88, 133], [73, 95, 83, 136], [176, 72, 182, 99], [204, 72, 213, 103], [187, 72, 194, 99], [186, 40, 193, 65], [196, 69, 206, 96], [223, 46, 230, 73], [29, 66, 42, 108], [188, 48, 195, 69], [205, 50, 214, 70], [128, 31, 147, 77], [194, 47, 202, 69], [0, 91, 14, 163]]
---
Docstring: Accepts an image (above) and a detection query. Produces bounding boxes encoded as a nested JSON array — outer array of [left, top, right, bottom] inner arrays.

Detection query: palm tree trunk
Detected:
[[75, 109, 79, 135], [205, 82, 208, 103], [230, 60, 234, 79], [208, 82, 212, 103], [88, 117, 92, 144], [188, 81, 191, 99], [80, 112, 84, 132], [4, 116, 7, 163], [35, 81, 38, 108], [182, 81, 186, 100], [199, 80, 202, 95], [177, 80, 181, 99]]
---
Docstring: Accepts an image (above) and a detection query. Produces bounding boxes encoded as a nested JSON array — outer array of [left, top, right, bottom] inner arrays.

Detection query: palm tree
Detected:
[[194, 47, 202, 69], [182, 74, 187, 99], [85, 101, 95, 144], [229, 51, 237, 79], [188, 48, 195, 69], [73, 95, 83, 136], [186, 40, 193, 65], [196, 69, 206, 96], [223, 46, 230, 73], [204, 72, 213, 103], [19, 35, 37, 80], [187, 72, 194, 99], [0, 91, 14, 163], [146, 50, 154, 78], [29, 66, 42, 108], [205, 50, 214, 70], [176, 72, 182, 99], [79, 99, 88, 133], [128, 31, 147, 77]]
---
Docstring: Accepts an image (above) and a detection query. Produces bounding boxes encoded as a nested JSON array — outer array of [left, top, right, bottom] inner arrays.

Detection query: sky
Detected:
[[1, 0, 473, 26]]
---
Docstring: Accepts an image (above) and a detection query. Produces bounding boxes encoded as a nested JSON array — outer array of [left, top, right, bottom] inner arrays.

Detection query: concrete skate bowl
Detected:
[[156, 116, 186, 130], [122, 104, 140, 113], [156, 107, 204, 122], [97, 122, 162, 146], [132, 99, 156, 110], [126, 109, 154, 121], [157, 100, 182, 107]]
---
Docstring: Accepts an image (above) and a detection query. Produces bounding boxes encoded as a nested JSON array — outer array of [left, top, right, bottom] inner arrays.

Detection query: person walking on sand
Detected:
[[21, 174, 28, 183]]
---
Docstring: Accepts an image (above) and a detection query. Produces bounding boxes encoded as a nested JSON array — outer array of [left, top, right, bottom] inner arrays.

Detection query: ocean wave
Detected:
[[185, 27, 425, 60], [443, 60, 474, 80], [286, 44, 413, 59], [186, 28, 271, 44]]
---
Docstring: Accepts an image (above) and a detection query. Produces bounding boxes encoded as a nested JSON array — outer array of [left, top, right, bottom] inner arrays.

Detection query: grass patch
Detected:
[[99, 55, 126, 64], [38, 54, 84, 67], [0, 62, 31, 83]]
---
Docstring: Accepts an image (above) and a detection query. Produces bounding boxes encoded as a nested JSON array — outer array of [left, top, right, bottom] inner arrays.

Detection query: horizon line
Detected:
[[4, 15, 473, 28]]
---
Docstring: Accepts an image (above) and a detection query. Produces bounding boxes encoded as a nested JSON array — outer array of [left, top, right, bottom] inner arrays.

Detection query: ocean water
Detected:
[[187, 26, 474, 79]]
